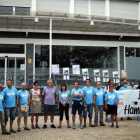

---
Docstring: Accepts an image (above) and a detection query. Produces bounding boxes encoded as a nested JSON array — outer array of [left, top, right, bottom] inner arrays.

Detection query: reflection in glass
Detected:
[[0, 44, 24, 54], [52, 46, 117, 68]]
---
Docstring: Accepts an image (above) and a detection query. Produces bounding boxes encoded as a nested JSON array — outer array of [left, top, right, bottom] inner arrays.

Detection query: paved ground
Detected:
[[0, 110, 140, 140]]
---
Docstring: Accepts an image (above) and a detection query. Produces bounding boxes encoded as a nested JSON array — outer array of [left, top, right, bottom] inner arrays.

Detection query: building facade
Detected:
[[0, 0, 140, 89]]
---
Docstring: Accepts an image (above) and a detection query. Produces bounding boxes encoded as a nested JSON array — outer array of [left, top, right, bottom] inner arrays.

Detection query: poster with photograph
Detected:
[[102, 70, 109, 82], [82, 69, 89, 81], [20, 64, 25, 71], [63, 68, 70, 80], [52, 64, 60, 74], [112, 71, 120, 83], [94, 69, 100, 82], [72, 65, 80, 75]]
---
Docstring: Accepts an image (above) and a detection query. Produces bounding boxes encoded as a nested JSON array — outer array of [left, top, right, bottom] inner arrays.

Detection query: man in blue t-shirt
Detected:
[[119, 80, 131, 91], [94, 82, 106, 126], [0, 84, 10, 135], [3, 79, 18, 133], [17, 83, 30, 132], [119, 80, 132, 121], [82, 79, 95, 127], [71, 82, 84, 129]]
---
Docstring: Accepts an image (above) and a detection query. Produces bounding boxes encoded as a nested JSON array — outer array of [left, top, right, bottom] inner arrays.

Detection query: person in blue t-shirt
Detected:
[[57, 83, 71, 128], [94, 82, 106, 127], [3, 79, 18, 133], [119, 80, 132, 121], [119, 80, 131, 91], [17, 83, 30, 132], [71, 82, 84, 129], [82, 79, 95, 127], [105, 85, 120, 128], [0, 83, 11, 135]]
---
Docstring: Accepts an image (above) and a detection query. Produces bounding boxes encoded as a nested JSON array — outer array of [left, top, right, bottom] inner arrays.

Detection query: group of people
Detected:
[[0, 78, 124, 135]]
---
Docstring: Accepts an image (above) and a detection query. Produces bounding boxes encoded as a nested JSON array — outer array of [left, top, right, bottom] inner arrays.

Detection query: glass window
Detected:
[[125, 48, 135, 57], [0, 6, 13, 15], [35, 45, 49, 82], [15, 7, 30, 15], [125, 47, 140, 57], [52, 46, 117, 69], [0, 44, 24, 54]]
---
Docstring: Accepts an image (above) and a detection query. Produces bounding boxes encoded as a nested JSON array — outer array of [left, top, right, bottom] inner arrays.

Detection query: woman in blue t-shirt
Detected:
[[105, 84, 120, 128], [57, 84, 71, 128]]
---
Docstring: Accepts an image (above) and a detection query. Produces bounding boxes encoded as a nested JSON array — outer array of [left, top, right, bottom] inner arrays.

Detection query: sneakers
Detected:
[[24, 127, 30, 131], [2, 132, 11, 135], [9, 129, 16, 133], [79, 125, 84, 129], [72, 124, 75, 129], [43, 124, 47, 129], [51, 124, 56, 128], [17, 128, 21, 132]]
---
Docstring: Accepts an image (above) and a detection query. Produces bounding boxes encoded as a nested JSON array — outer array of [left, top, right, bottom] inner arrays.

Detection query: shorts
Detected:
[[44, 104, 55, 114], [17, 106, 29, 118], [4, 107, 16, 121], [107, 104, 117, 115], [83, 104, 93, 119], [72, 100, 83, 115]]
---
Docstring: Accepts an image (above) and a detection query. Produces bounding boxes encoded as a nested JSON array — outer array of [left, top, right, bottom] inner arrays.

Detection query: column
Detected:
[[31, 0, 37, 16], [69, 0, 74, 14], [49, 18, 52, 78], [105, 0, 110, 20]]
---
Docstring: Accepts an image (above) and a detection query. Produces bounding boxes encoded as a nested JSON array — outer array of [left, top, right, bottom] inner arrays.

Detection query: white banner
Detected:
[[117, 90, 140, 117]]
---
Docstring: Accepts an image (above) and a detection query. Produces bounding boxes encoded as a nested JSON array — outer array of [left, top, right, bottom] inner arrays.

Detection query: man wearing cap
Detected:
[[119, 80, 131, 91], [119, 80, 132, 120]]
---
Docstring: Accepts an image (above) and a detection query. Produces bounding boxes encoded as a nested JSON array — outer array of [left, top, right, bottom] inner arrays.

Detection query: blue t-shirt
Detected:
[[59, 90, 70, 104], [0, 91, 5, 111], [105, 92, 120, 105], [119, 86, 130, 91], [94, 88, 105, 106], [82, 86, 95, 104], [71, 88, 83, 101], [17, 90, 30, 105], [3, 87, 17, 108]]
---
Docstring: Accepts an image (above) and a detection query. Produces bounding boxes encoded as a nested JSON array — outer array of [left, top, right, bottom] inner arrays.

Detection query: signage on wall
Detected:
[[20, 64, 26, 70], [120, 69, 128, 79], [63, 68, 70, 80], [52, 64, 60, 74], [28, 59, 32, 63], [72, 65, 80, 75]]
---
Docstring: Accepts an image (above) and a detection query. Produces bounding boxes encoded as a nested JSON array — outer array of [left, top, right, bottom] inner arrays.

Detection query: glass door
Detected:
[[6, 57, 15, 86], [0, 57, 25, 87], [16, 58, 25, 87]]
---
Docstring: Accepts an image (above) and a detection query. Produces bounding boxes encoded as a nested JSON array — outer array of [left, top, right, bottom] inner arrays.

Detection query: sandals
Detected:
[[57, 126, 62, 128], [67, 126, 71, 128], [32, 125, 36, 129], [90, 125, 95, 127], [110, 124, 114, 127], [36, 124, 40, 129], [116, 125, 119, 128]]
